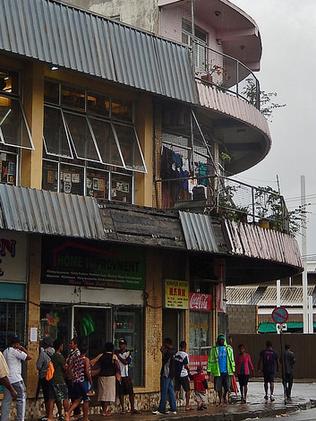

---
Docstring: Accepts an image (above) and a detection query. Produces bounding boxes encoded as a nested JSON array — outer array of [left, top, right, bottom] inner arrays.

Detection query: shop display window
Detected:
[[113, 306, 144, 386], [44, 106, 72, 158], [88, 118, 123, 167], [0, 96, 33, 149], [111, 99, 133, 122], [87, 92, 110, 117], [0, 70, 19, 95], [111, 172, 132, 203], [0, 302, 25, 350], [60, 164, 84, 195], [189, 311, 212, 356], [42, 160, 58, 192], [0, 151, 17, 185], [113, 124, 146, 172], [40, 304, 72, 344], [86, 168, 109, 199], [61, 85, 85, 111]]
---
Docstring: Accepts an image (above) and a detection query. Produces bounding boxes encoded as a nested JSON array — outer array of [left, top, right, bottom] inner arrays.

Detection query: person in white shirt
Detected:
[[1, 336, 31, 421], [115, 338, 139, 414], [174, 341, 191, 411]]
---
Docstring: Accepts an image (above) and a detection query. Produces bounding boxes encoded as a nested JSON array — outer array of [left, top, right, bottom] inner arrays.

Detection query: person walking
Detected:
[[115, 338, 139, 414], [1, 336, 31, 421], [152, 338, 177, 416], [65, 338, 81, 421], [36, 337, 55, 421], [282, 344, 295, 402], [207, 334, 235, 405], [91, 342, 119, 417], [174, 340, 191, 411], [65, 346, 92, 421], [235, 344, 254, 403], [258, 340, 279, 402], [51, 340, 70, 421]]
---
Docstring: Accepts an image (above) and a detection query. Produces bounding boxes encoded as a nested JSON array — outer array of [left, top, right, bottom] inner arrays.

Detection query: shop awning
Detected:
[[0, 0, 197, 105], [258, 322, 316, 333]]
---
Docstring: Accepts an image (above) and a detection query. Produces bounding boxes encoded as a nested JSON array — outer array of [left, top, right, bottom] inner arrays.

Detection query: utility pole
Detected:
[[301, 175, 309, 333], [276, 279, 281, 307]]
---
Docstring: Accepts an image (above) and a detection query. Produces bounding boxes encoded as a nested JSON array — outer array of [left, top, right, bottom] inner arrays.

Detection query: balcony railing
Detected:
[[155, 175, 289, 233], [192, 40, 261, 110]]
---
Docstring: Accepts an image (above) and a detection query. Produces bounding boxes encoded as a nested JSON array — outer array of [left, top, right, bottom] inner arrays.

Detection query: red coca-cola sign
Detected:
[[189, 293, 212, 312]]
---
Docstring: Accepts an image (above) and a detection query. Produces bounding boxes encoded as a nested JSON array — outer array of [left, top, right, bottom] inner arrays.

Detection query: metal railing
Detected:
[[192, 40, 261, 109], [155, 175, 289, 233]]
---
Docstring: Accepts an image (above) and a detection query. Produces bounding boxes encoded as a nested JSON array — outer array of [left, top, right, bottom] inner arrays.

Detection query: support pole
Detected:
[[276, 279, 281, 307], [308, 295, 313, 334], [301, 175, 308, 333]]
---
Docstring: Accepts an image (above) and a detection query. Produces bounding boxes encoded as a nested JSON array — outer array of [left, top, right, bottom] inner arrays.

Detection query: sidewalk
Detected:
[[86, 382, 316, 421]]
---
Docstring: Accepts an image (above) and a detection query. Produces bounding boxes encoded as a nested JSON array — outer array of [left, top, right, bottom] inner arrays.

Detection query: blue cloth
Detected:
[[158, 376, 177, 413], [218, 346, 227, 374], [1, 380, 26, 421]]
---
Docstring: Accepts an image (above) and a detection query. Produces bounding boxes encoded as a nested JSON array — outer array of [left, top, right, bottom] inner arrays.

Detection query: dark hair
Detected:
[[164, 337, 173, 346], [238, 344, 245, 350], [104, 342, 114, 353], [180, 340, 186, 349], [9, 336, 20, 346], [266, 340, 272, 348], [53, 339, 63, 350], [70, 337, 78, 345], [79, 345, 88, 355], [285, 344, 290, 350]]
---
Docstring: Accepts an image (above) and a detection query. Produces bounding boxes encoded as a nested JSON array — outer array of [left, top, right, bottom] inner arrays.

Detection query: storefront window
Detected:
[[189, 311, 211, 356], [0, 151, 17, 185], [113, 307, 144, 386], [111, 172, 132, 202], [42, 160, 58, 192], [86, 168, 109, 199], [40, 304, 72, 344], [60, 164, 84, 195], [0, 302, 25, 350]]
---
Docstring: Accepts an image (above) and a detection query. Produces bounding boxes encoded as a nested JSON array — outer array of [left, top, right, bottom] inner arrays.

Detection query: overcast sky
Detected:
[[232, 0, 316, 258]]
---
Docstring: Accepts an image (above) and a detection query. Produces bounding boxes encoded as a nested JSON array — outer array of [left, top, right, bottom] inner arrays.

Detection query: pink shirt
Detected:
[[235, 352, 254, 376]]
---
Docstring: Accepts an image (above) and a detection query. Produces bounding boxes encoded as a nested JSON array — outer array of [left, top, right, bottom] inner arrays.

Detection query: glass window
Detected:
[[0, 70, 19, 95], [44, 80, 60, 104], [64, 113, 100, 162], [86, 168, 109, 199], [0, 302, 25, 350], [189, 311, 212, 357], [113, 307, 144, 386], [44, 107, 72, 158], [60, 164, 84, 195], [42, 160, 58, 192], [111, 173, 132, 203], [113, 124, 146, 172], [111, 99, 133, 122], [88, 118, 124, 167], [61, 85, 85, 110], [40, 304, 72, 344], [87, 92, 110, 117], [0, 151, 17, 185], [0, 96, 33, 149]]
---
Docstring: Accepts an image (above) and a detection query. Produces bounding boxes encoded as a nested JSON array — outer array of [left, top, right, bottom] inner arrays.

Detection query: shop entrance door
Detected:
[[73, 306, 111, 358], [162, 309, 185, 349]]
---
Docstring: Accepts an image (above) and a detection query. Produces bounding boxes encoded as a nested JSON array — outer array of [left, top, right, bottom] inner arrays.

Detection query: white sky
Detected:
[[232, 0, 316, 258]]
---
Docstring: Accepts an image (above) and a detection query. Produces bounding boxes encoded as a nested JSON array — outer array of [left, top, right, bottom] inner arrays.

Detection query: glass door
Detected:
[[73, 306, 112, 359]]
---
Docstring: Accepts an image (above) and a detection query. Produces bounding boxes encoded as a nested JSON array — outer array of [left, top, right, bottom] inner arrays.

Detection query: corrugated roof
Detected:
[[179, 211, 220, 252], [0, 0, 197, 104], [0, 184, 105, 239]]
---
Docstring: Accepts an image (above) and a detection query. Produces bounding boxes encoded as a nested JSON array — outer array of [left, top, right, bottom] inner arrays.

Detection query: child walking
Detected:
[[192, 365, 208, 410]]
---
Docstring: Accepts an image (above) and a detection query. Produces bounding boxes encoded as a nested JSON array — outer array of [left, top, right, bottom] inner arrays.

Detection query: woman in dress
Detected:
[[235, 344, 254, 403], [92, 342, 120, 417]]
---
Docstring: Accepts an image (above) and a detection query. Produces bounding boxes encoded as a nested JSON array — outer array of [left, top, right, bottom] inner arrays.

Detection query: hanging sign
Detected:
[[165, 280, 189, 309], [189, 293, 212, 312]]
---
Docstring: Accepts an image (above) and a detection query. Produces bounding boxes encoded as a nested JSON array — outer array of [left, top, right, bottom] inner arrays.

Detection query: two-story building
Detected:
[[0, 0, 302, 417]]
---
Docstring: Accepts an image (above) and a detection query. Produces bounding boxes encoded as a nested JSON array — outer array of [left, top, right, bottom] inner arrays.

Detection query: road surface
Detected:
[[259, 407, 316, 420]]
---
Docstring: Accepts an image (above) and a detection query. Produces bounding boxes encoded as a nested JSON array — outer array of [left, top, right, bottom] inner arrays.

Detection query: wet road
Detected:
[[259, 407, 316, 420]]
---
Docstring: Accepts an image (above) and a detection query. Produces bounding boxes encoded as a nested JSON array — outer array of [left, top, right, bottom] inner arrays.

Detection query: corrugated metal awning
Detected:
[[0, 0, 197, 104], [0, 184, 105, 240]]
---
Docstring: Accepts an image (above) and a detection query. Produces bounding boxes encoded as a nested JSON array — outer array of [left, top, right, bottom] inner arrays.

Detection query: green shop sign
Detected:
[[42, 238, 145, 290]]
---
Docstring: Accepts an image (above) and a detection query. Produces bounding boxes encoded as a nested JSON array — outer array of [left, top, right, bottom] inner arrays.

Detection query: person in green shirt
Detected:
[[51, 340, 70, 421]]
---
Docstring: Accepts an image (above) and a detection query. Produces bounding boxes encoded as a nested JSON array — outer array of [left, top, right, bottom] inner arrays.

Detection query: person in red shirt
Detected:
[[235, 344, 254, 403], [192, 365, 208, 410]]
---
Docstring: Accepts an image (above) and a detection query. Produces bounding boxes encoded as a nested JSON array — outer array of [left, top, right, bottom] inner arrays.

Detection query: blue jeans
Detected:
[[158, 376, 176, 413], [1, 380, 26, 421]]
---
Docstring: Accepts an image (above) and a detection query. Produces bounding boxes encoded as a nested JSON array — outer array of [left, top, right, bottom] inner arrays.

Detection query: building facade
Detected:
[[0, 0, 302, 417]]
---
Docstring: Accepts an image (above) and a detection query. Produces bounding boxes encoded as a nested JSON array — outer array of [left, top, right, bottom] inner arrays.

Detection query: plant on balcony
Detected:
[[217, 183, 249, 223], [242, 79, 286, 121]]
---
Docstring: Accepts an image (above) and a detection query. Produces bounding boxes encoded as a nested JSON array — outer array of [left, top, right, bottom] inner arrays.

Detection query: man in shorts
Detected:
[[115, 338, 139, 414], [258, 341, 279, 402], [51, 340, 69, 421], [36, 337, 55, 421], [174, 341, 191, 411]]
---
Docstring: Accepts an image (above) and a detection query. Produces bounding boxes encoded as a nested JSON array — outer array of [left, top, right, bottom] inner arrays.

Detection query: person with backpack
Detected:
[[152, 338, 177, 416], [174, 341, 192, 411], [51, 340, 70, 421], [258, 340, 279, 402], [36, 337, 55, 421], [1, 335, 32, 421], [207, 334, 235, 405]]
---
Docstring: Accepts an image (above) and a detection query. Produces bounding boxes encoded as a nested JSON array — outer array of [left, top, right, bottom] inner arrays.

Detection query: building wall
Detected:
[[227, 304, 258, 334]]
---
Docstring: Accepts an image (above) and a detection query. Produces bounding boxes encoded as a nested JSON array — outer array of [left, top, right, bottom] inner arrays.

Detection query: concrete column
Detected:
[[26, 235, 42, 398], [21, 62, 44, 189]]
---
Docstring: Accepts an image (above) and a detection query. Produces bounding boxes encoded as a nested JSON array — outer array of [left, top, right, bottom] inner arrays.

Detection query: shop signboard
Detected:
[[189, 355, 208, 372], [0, 231, 27, 283], [165, 280, 189, 309], [189, 293, 212, 312], [42, 238, 145, 290]]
